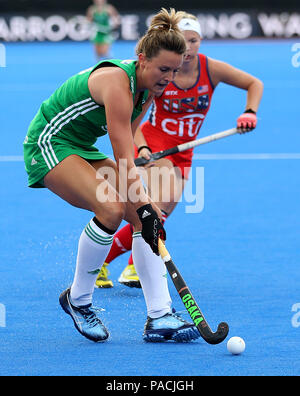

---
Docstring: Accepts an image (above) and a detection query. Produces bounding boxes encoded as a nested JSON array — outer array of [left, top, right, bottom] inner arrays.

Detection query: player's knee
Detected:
[[112, 202, 126, 222], [160, 190, 176, 207], [94, 201, 125, 228]]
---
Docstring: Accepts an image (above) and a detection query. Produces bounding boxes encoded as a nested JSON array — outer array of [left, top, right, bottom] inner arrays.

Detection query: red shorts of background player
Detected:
[[136, 122, 194, 179]]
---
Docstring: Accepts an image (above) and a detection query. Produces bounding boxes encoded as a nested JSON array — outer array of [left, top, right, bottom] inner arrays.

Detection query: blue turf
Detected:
[[0, 39, 299, 376]]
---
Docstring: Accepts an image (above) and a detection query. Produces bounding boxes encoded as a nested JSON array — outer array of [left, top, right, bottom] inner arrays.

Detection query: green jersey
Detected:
[[29, 59, 148, 147], [92, 7, 111, 35], [24, 59, 148, 187]]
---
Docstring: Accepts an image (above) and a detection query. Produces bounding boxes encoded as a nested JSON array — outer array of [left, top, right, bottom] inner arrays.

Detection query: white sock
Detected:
[[132, 232, 172, 319], [70, 218, 114, 307]]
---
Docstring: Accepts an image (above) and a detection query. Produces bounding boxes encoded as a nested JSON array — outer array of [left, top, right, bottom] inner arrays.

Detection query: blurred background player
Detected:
[[96, 11, 263, 289], [86, 0, 121, 59]]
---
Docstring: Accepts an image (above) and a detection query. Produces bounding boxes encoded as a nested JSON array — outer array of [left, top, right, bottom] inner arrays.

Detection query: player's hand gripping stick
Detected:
[[237, 109, 257, 132], [137, 204, 166, 255]]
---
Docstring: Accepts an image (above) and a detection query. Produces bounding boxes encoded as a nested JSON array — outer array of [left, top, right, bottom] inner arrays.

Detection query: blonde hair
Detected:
[[179, 12, 198, 21], [136, 8, 186, 58]]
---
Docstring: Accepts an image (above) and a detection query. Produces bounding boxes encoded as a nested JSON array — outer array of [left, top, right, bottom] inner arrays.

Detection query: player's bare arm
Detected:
[[86, 6, 94, 22], [207, 58, 263, 112], [208, 57, 263, 131], [131, 93, 154, 136], [107, 4, 121, 27], [88, 68, 150, 208]]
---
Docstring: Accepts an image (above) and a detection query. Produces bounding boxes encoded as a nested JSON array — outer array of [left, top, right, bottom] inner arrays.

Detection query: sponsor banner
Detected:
[[0, 10, 300, 42]]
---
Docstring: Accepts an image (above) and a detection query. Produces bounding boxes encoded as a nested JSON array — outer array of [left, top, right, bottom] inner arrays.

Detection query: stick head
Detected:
[[206, 322, 229, 345]]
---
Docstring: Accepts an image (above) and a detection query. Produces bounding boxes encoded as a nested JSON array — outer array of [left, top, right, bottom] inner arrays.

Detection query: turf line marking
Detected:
[[1, 153, 300, 162], [0, 156, 24, 162], [193, 153, 300, 160]]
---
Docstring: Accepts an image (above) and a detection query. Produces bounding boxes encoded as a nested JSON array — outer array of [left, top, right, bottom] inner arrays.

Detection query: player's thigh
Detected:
[[89, 157, 128, 202], [91, 158, 170, 228], [91, 158, 159, 230], [44, 155, 125, 223], [90, 158, 142, 229], [143, 158, 185, 209]]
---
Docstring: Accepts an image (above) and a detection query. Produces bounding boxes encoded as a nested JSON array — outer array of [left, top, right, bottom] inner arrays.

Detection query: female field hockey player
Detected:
[[96, 12, 264, 288], [86, 0, 121, 59], [23, 9, 200, 343]]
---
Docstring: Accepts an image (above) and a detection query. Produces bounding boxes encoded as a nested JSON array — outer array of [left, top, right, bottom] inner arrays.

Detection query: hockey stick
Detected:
[[158, 239, 229, 345], [135, 127, 238, 166]]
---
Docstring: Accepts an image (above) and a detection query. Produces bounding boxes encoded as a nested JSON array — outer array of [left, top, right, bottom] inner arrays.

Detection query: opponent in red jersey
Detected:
[[96, 12, 263, 288], [141, 51, 214, 179]]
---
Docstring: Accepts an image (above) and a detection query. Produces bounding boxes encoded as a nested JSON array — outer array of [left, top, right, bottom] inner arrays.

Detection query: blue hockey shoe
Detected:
[[143, 310, 200, 342], [59, 288, 109, 342]]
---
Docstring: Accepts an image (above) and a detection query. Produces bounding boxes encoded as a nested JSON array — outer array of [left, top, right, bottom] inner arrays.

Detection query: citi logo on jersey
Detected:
[[161, 114, 205, 138]]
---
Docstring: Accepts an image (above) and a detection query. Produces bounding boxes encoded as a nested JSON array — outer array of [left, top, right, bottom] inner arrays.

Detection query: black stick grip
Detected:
[[134, 156, 150, 166], [134, 147, 179, 167]]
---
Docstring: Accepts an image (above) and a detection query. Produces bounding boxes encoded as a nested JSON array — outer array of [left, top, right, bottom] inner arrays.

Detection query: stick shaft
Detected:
[[158, 240, 229, 345], [176, 127, 238, 153], [135, 127, 238, 166], [159, 240, 211, 330]]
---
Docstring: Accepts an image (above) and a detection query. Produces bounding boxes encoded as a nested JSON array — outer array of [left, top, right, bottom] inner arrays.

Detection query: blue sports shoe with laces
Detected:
[[143, 309, 200, 342], [59, 288, 109, 343]]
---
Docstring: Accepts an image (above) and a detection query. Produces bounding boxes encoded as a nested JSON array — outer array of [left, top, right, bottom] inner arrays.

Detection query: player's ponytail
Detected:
[[136, 8, 186, 58]]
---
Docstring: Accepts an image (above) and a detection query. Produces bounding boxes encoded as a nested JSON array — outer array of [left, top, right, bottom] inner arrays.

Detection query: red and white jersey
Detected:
[[140, 54, 214, 177], [143, 54, 214, 145]]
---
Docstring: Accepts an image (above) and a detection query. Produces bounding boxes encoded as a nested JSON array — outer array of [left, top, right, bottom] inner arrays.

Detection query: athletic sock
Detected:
[[70, 218, 115, 307], [132, 232, 172, 318], [127, 210, 168, 266], [160, 210, 168, 224], [105, 223, 133, 264], [128, 253, 134, 265]]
